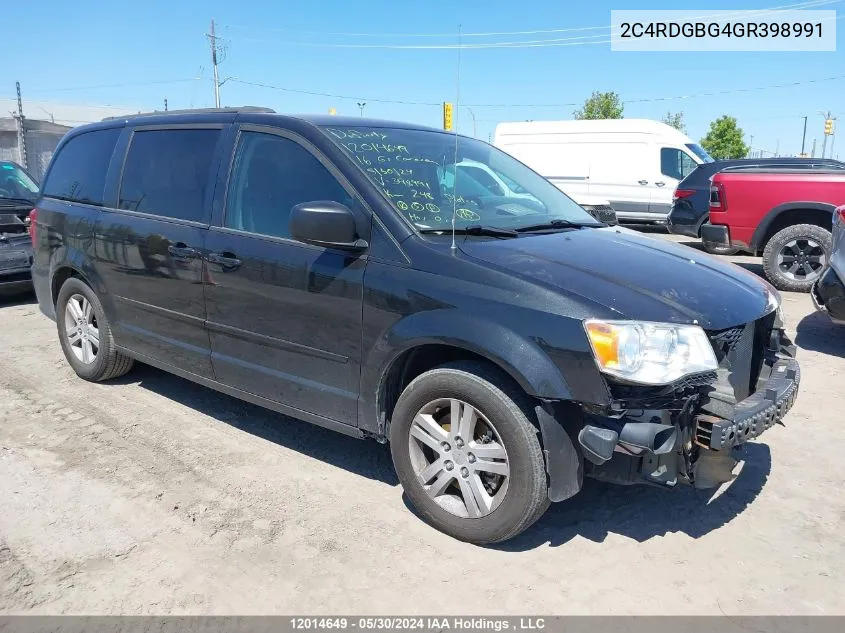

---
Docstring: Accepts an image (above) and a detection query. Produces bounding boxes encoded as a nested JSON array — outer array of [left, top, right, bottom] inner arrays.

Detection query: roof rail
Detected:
[[101, 106, 276, 121]]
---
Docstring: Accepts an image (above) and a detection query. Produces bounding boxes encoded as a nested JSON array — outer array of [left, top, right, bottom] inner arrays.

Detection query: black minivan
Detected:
[[31, 108, 800, 544]]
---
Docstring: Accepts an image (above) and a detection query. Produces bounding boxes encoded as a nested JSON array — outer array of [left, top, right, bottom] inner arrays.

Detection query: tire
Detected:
[[701, 242, 740, 256], [762, 224, 832, 292], [389, 361, 550, 544], [56, 277, 134, 381]]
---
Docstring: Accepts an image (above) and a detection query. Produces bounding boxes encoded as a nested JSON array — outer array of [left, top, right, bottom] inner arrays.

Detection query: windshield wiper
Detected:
[[514, 219, 597, 233], [419, 224, 518, 238]]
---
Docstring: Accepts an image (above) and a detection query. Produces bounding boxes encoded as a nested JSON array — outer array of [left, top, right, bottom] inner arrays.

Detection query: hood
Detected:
[[459, 226, 778, 330]]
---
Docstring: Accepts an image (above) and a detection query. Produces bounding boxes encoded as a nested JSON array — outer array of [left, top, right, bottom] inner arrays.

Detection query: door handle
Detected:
[[168, 243, 198, 258], [655, 181, 666, 187], [207, 252, 242, 270], [638, 180, 649, 185]]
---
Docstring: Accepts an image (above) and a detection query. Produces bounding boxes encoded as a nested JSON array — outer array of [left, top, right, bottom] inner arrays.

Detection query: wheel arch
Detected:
[[48, 246, 117, 322], [50, 265, 86, 306], [361, 312, 574, 438], [750, 202, 835, 252]]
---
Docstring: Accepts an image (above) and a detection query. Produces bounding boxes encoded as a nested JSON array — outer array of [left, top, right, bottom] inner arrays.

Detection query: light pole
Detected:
[[357, 102, 366, 118]]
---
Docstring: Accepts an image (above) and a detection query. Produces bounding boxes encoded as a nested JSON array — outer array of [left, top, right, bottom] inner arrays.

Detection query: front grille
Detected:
[[584, 205, 618, 225], [709, 326, 744, 361], [707, 314, 776, 401], [608, 370, 716, 409]]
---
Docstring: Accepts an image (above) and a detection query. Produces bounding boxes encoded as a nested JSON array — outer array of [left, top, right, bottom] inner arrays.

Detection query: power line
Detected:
[[231, 73, 845, 110], [230, 79, 441, 105], [222, 0, 837, 40], [233, 11, 845, 49]]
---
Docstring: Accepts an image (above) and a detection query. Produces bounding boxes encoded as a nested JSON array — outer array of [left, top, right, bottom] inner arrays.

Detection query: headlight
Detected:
[[584, 320, 717, 385]]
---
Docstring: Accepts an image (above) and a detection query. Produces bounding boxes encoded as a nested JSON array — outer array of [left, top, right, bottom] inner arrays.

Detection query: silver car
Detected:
[[812, 204, 845, 324]]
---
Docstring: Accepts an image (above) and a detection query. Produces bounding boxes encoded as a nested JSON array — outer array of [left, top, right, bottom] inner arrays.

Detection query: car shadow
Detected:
[[489, 443, 771, 551], [0, 289, 36, 307], [624, 223, 669, 234], [795, 310, 845, 357], [108, 363, 400, 486], [735, 261, 765, 278], [111, 363, 770, 549]]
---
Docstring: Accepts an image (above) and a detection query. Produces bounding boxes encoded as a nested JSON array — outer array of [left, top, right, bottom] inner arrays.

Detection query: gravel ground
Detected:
[[1, 232, 844, 615]]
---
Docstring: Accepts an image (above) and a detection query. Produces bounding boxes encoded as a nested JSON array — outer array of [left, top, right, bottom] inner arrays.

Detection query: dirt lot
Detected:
[[1, 233, 844, 615]]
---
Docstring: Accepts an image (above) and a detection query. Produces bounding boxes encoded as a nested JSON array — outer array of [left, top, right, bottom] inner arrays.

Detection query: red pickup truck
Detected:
[[701, 167, 845, 291]]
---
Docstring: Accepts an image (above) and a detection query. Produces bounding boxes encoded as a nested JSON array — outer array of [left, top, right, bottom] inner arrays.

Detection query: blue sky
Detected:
[[3, 0, 844, 157]]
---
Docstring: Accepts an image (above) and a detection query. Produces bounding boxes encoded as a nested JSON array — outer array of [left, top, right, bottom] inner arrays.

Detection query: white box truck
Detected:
[[493, 119, 714, 224]]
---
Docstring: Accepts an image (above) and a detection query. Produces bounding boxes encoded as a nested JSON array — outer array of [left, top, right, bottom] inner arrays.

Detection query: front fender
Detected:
[[388, 309, 572, 397], [358, 309, 577, 436]]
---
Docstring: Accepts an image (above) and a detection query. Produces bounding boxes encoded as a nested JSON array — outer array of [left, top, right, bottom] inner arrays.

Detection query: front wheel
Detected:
[[762, 224, 832, 292], [389, 361, 550, 544]]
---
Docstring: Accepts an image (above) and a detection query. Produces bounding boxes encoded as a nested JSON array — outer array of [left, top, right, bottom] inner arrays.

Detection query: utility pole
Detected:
[[801, 116, 807, 155], [820, 110, 833, 159], [357, 102, 366, 117], [207, 20, 222, 108], [811, 138, 817, 157], [14, 81, 27, 169]]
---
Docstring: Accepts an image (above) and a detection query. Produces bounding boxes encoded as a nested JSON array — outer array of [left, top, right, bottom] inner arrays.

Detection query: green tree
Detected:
[[661, 111, 686, 133], [573, 91, 624, 120], [700, 116, 749, 159]]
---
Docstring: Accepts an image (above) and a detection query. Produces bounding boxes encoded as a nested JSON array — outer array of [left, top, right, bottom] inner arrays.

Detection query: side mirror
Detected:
[[289, 201, 368, 252]]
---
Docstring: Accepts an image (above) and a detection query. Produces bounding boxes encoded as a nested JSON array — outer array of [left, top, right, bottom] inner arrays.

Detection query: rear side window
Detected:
[[42, 128, 120, 206], [118, 129, 220, 223]]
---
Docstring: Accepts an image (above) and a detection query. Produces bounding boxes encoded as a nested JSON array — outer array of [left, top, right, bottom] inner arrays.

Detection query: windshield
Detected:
[[685, 143, 715, 163], [0, 162, 39, 202], [320, 126, 600, 231]]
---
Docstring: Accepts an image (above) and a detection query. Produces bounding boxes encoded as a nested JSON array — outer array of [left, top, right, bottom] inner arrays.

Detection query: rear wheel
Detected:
[[56, 277, 134, 381], [389, 361, 549, 544], [762, 224, 831, 292]]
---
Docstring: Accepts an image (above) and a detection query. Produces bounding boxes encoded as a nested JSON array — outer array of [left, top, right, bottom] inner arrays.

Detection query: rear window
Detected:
[[42, 128, 120, 206], [118, 129, 220, 223]]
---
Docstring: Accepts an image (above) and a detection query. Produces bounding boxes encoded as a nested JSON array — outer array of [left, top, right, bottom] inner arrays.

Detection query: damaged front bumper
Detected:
[[568, 319, 800, 492], [694, 358, 799, 450]]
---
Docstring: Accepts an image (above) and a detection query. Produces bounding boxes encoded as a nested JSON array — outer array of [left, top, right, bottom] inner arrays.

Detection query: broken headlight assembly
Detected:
[[584, 319, 718, 386]]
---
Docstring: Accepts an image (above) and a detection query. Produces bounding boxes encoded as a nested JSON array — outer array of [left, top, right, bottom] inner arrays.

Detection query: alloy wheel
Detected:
[[407, 398, 510, 519], [64, 293, 100, 364], [777, 238, 826, 282]]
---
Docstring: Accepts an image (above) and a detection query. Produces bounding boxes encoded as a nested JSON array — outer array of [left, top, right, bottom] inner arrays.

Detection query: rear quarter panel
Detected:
[[31, 199, 106, 321]]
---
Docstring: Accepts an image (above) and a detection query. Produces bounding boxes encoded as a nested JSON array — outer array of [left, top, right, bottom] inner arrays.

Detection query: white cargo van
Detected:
[[445, 160, 618, 224], [493, 119, 714, 223]]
